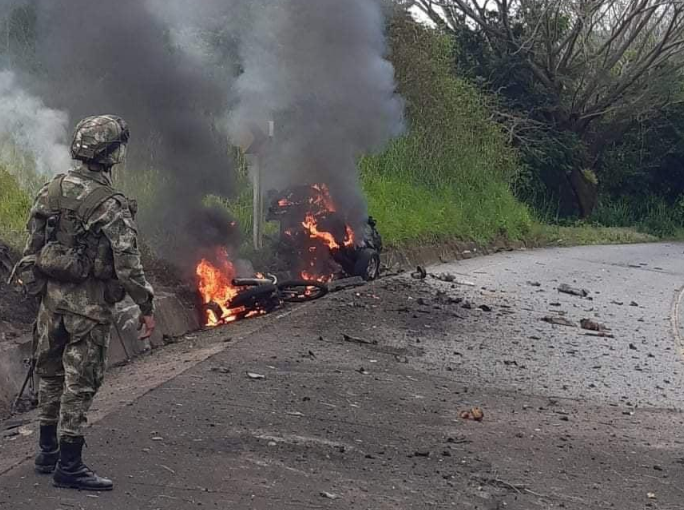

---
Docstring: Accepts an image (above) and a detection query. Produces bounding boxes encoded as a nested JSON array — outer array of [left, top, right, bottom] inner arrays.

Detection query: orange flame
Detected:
[[301, 270, 332, 283], [196, 249, 264, 327], [302, 212, 341, 250]]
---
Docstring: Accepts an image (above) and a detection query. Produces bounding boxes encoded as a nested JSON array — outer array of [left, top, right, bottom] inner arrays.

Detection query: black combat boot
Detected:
[[53, 436, 113, 491], [34, 424, 59, 474]]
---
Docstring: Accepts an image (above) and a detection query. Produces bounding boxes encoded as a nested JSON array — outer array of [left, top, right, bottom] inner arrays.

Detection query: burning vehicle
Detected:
[[192, 183, 382, 329], [195, 249, 329, 327], [267, 184, 382, 282]]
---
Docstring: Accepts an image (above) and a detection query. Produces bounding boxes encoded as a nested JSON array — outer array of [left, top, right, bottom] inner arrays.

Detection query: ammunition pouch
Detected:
[[104, 280, 126, 305], [9, 255, 47, 297], [36, 242, 92, 284]]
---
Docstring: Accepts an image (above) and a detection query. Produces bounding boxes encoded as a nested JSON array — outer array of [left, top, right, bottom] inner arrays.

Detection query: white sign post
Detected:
[[238, 121, 274, 250]]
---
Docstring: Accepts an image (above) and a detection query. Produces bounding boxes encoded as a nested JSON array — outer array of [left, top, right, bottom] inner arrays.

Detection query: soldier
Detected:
[[18, 115, 156, 491]]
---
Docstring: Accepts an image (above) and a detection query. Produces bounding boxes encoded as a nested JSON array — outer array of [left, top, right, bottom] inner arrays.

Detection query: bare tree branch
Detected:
[[419, 0, 684, 136]]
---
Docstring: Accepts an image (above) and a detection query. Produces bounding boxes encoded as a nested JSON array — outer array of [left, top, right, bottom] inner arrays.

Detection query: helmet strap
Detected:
[[86, 162, 111, 173]]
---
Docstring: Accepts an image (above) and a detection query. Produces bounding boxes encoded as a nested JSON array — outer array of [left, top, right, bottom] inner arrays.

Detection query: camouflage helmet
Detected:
[[70, 115, 130, 166]]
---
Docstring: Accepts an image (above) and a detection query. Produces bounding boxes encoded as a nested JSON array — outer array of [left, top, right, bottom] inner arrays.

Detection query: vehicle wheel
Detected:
[[229, 284, 278, 309], [278, 280, 329, 302], [354, 249, 381, 281]]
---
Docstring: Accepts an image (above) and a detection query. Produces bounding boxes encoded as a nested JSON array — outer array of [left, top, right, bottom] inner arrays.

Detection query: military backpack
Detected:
[[35, 174, 123, 284]]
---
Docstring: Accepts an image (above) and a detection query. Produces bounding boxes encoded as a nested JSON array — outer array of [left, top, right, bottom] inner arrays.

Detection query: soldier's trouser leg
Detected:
[[35, 303, 69, 427], [53, 316, 113, 491], [59, 316, 110, 439], [34, 303, 68, 473]]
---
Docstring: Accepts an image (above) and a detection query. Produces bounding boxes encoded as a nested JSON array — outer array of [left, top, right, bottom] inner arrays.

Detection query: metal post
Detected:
[[248, 154, 263, 250]]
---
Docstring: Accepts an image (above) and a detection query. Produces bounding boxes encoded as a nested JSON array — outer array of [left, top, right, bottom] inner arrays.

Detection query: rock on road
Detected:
[[2, 243, 684, 509]]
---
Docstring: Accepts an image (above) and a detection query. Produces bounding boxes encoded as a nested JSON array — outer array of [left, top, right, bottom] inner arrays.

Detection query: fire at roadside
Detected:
[[194, 183, 383, 328]]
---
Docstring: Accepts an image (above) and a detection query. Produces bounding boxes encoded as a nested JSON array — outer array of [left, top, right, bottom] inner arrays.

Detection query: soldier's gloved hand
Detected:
[[138, 314, 156, 340]]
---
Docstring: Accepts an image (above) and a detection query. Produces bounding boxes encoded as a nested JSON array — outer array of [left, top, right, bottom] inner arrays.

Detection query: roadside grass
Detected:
[[361, 161, 532, 247], [0, 163, 667, 258], [0, 166, 31, 249], [592, 196, 684, 239], [528, 223, 656, 247]]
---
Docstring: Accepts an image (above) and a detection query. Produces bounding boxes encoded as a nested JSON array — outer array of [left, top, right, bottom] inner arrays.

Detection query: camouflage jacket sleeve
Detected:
[[90, 197, 155, 315], [22, 183, 51, 257]]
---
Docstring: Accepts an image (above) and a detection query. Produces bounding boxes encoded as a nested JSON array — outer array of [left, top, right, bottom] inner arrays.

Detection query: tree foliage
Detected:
[[415, 0, 684, 217]]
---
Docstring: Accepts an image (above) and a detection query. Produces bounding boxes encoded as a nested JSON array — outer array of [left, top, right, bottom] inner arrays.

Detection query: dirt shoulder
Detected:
[[0, 241, 36, 342]]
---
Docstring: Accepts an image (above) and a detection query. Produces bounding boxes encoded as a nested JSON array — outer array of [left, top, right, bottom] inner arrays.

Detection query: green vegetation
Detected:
[[415, 0, 684, 235], [0, 166, 32, 249], [360, 15, 532, 248]]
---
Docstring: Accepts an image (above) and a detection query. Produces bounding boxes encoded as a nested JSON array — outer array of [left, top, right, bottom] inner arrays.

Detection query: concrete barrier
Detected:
[[0, 335, 32, 418]]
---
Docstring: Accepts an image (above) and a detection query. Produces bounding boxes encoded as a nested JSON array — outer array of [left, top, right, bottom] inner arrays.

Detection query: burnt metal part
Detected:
[[229, 284, 278, 309], [232, 277, 277, 287], [267, 185, 383, 280], [277, 280, 329, 303]]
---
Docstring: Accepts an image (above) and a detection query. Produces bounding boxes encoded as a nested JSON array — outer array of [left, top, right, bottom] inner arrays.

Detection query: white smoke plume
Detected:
[[0, 70, 70, 186]]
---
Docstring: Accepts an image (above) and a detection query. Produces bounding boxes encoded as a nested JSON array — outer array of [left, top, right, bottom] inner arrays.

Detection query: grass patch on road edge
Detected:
[[528, 224, 657, 247]]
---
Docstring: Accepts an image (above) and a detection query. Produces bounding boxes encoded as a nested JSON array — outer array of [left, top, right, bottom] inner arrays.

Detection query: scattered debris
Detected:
[[329, 277, 366, 293], [411, 266, 427, 280], [580, 319, 608, 332], [320, 491, 340, 500], [247, 372, 266, 380], [2, 419, 30, 432], [558, 283, 589, 297], [456, 279, 476, 287], [160, 464, 176, 475], [460, 407, 484, 422], [541, 316, 576, 328], [210, 367, 231, 374], [357, 367, 370, 375], [342, 333, 378, 346], [584, 332, 615, 339], [434, 272, 456, 283], [647, 492, 657, 500], [446, 436, 471, 445]]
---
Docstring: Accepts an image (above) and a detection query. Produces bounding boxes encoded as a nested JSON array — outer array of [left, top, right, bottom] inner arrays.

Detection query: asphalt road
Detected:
[[2, 244, 684, 509]]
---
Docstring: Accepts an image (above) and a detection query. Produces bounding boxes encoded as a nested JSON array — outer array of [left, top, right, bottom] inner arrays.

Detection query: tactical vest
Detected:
[[36, 174, 123, 284]]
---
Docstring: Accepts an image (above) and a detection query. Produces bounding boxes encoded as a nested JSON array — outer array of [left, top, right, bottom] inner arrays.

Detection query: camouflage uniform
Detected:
[[24, 164, 154, 438]]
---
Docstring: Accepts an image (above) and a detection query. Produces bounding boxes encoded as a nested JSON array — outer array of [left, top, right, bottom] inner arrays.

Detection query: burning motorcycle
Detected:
[[266, 184, 383, 282]]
